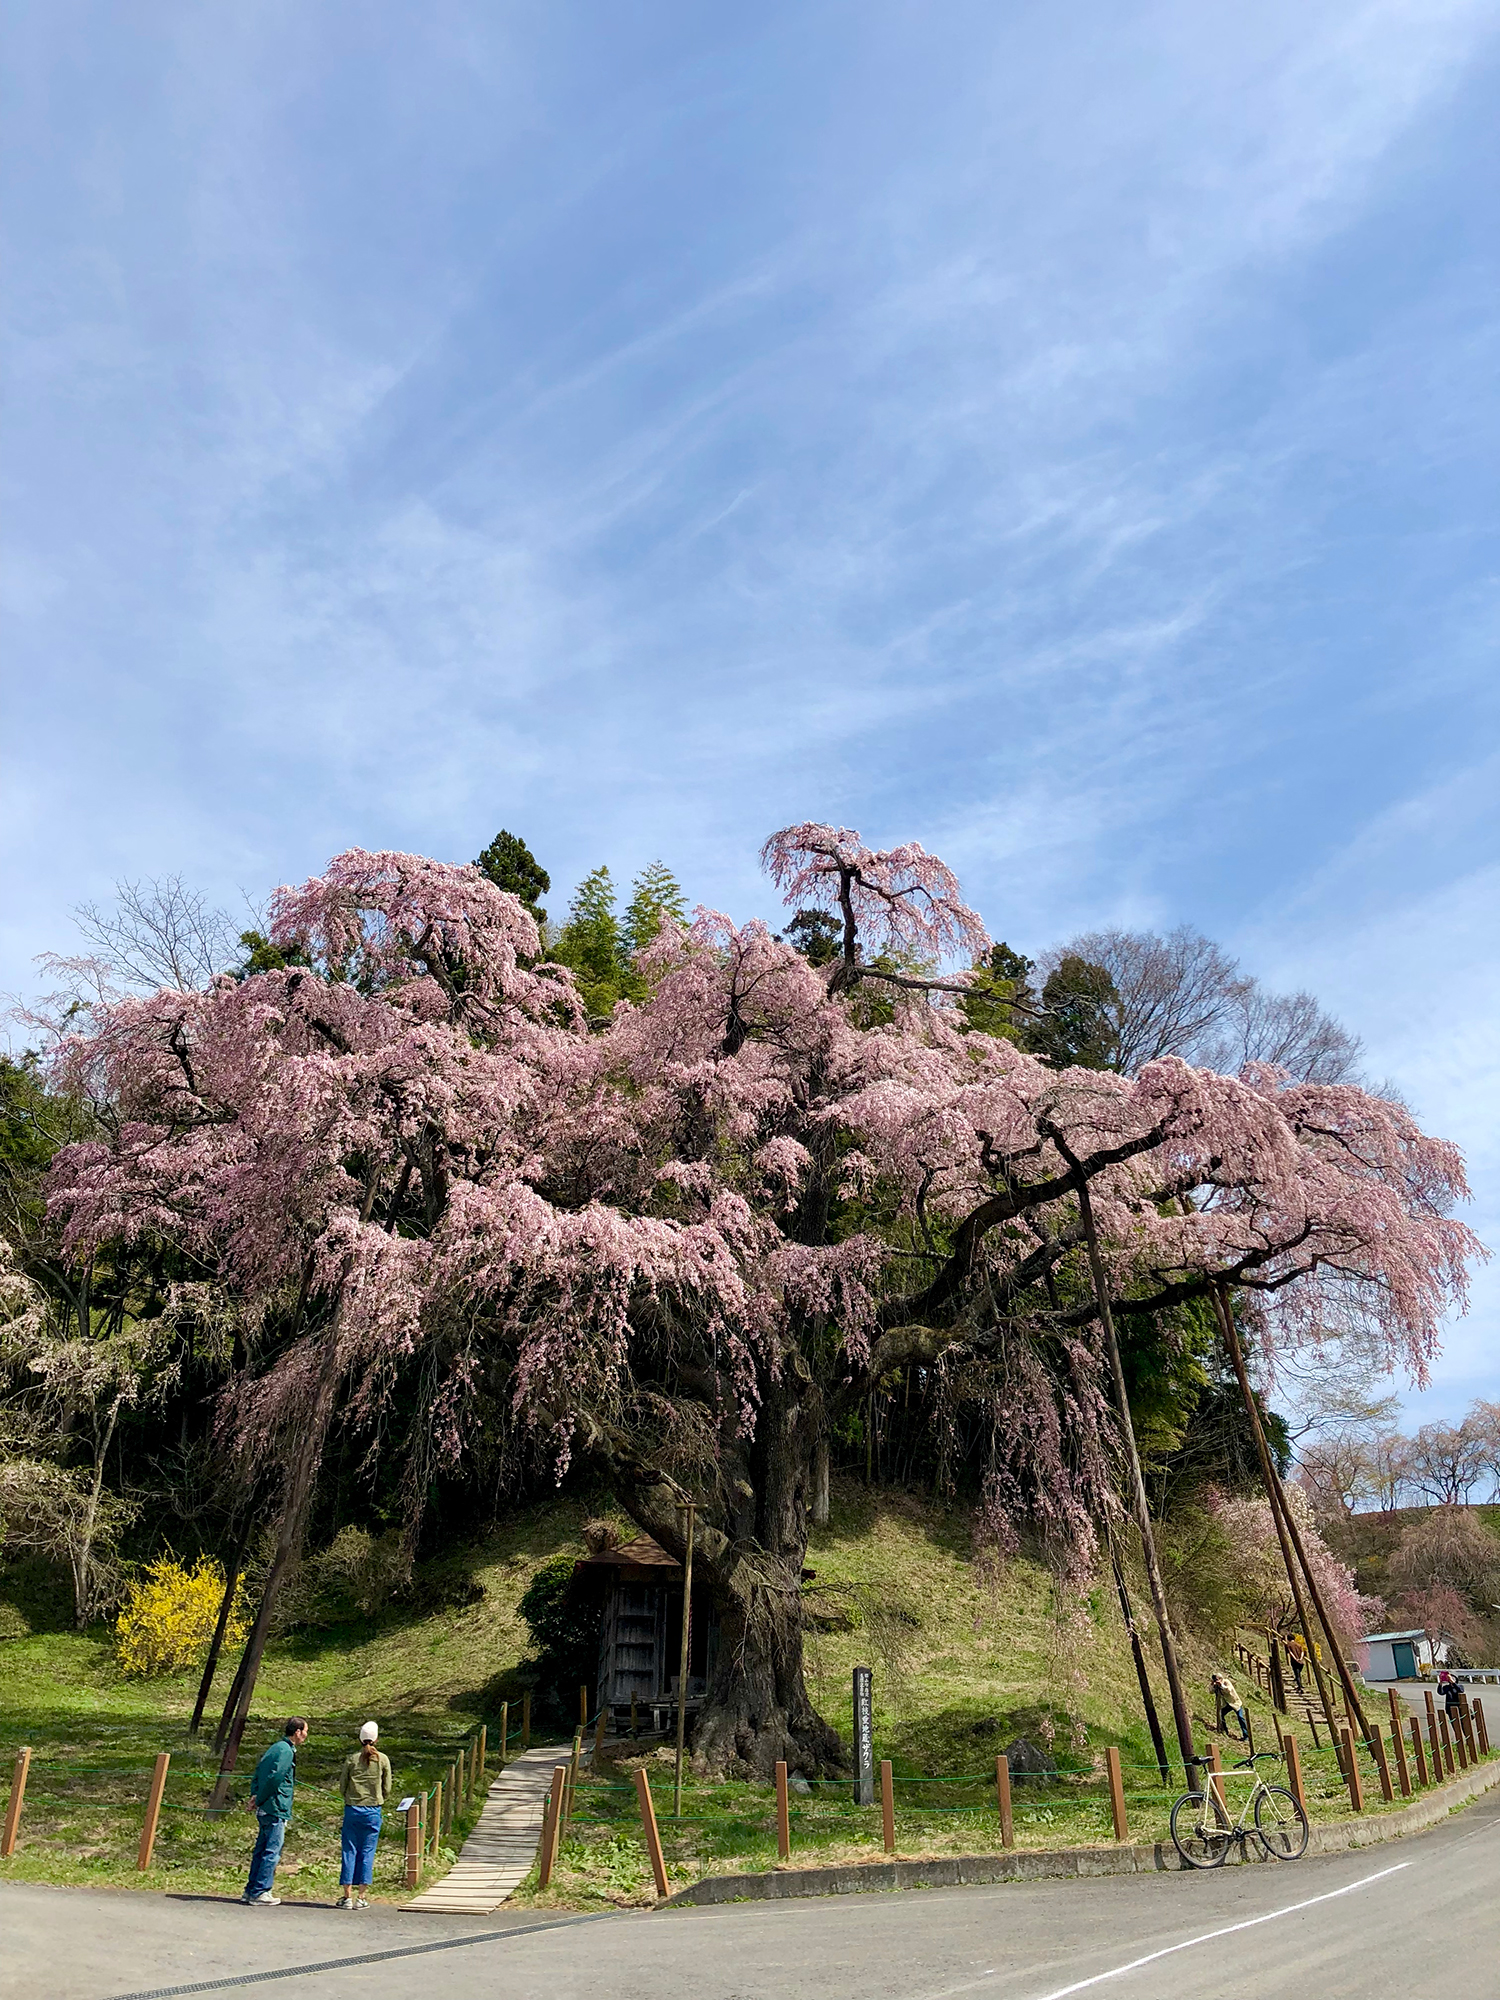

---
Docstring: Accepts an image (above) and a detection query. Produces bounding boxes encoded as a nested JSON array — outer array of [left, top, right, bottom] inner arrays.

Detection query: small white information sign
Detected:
[[397, 1796, 416, 1813]]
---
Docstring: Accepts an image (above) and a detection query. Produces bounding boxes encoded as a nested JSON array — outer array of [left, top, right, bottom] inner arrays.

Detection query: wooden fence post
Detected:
[[2, 1748, 30, 1860], [537, 1765, 567, 1889], [774, 1760, 791, 1861], [633, 1768, 669, 1897], [1388, 1704, 1411, 1798], [1105, 1745, 1128, 1840], [1462, 1700, 1479, 1764], [579, 1684, 589, 1731], [1438, 1712, 1455, 1777], [136, 1751, 171, 1870], [1281, 1732, 1307, 1821], [429, 1779, 443, 1853], [1339, 1726, 1363, 1812], [995, 1754, 1014, 1848], [1475, 1698, 1490, 1756], [1370, 1727, 1394, 1804], [499, 1703, 508, 1764], [1410, 1716, 1429, 1786], [880, 1760, 895, 1854], [478, 1724, 487, 1790], [404, 1794, 424, 1888], [522, 1691, 531, 1750]]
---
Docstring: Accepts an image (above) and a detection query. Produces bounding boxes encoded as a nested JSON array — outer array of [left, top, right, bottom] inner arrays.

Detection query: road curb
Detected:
[[664, 1756, 1500, 1906]]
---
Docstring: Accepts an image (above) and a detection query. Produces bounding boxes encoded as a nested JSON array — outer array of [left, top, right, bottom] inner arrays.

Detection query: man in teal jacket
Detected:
[[242, 1718, 308, 1905]]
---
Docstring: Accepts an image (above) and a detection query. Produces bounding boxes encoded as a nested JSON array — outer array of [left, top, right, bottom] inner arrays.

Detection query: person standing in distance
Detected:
[[243, 1718, 308, 1906], [337, 1722, 393, 1908]]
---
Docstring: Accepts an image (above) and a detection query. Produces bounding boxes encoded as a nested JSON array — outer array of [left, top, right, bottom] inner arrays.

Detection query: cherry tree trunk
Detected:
[[626, 1381, 844, 1780]]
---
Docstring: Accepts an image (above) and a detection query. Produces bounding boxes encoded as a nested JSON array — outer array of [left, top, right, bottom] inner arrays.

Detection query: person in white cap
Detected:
[[337, 1721, 393, 1907]]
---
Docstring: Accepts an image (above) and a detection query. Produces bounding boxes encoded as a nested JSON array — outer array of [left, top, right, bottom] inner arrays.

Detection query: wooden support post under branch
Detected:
[[1105, 1745, 1128, 1841], [633, 1768, 669, 1898], [137, 1752, 171, 1871], [880, 1760, 895, 1855], [995, 1755, 1014, 1849], [774, 1760, 791, 1862], [3, 1748, 31, 1859]]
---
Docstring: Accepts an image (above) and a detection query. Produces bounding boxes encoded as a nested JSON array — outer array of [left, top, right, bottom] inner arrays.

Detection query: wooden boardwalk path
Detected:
[[404, 1742, 567, 1914]]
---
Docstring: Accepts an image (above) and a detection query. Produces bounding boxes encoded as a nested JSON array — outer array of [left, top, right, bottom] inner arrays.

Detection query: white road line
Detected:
[[1018, 1861, 1410, 2000]]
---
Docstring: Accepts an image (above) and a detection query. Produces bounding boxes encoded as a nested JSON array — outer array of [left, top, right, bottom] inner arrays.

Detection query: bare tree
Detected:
[[1215, 985, 1363, 1084], [1297, 1429, 1379, 1522], [1040, 924, 1362, 1084], [1365, 1432, 1415, 1514], [71, 877, 235, 992], [1043, 925, 1247, 1074], [1406, 1420, 1489, 1507]]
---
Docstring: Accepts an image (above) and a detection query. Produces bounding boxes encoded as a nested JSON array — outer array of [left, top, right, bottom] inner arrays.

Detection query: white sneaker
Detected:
[[247, 1892, 281, 1906], [355, 1897, 369, 1909]]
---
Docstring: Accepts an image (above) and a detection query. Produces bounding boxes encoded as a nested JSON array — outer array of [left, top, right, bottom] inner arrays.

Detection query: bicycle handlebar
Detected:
[[1232, 1750, 1283, 1768]]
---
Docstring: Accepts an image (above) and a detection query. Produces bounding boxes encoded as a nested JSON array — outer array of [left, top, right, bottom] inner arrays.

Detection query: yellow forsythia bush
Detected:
[[115, 1555, 248, 1677]]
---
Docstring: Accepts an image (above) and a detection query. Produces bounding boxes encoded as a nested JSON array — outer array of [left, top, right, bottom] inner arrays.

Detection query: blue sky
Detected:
[[3, 2, 1496, 1418]]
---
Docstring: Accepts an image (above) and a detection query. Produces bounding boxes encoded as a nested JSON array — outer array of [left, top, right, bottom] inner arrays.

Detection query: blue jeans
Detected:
[[340, 1804, 382, 1887], [245, 1812, 287, 1899]]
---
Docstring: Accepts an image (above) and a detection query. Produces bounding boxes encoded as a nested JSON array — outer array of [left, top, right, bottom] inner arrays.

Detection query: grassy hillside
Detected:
[[0, 1479, 1404, 1904]]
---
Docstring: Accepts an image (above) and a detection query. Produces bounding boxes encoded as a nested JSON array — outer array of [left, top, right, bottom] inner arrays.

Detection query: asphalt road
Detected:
[[6, 1787, 1500, 2000]]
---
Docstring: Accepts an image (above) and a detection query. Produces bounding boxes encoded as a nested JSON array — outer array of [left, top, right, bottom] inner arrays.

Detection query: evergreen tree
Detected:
[[1026, 954, 1121, 1070], [474, 829, 550, 926], [784, 909, 842, 967], [960, 941, 1036, 1041], [552, 866, 640, 1017], [624, 862, 688, 958]]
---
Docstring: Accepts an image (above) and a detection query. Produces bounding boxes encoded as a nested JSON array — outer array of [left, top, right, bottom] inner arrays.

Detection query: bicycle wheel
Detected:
[[1170, 1791, 1231, 1869], [1254, 1785, 1309, 1860]]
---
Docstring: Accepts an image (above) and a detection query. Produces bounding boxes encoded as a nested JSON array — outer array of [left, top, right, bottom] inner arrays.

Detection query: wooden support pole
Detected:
[[1339, 1725, 1364, 1812], [1454, 1708, 1470, 1770], [1475, 1698, 1490, 1756], [880, 1760, 895, 1854], [774, 1760, 791, 1862], [1429, 1711, 1444, 1782], [522, 1691, 531, 1750], [136, 1752, 171, 1870], [2, 1748, 30, 1859], [429, 1779, 443, 1852], [537, 1765, 567, 1889], [1206, 1740, 1228, 1824], [1370, 1726, 1394, 1804], [1388, 1695, 1412, 1797], [478, 1724, 487, 1789], [1410, 1716, 1429, 1787], [995, 1755, 1014, 1848], [1105, 1745, 1128, 1840], [404, 1794, 424, 1888], [579, 1685, 589, 1731], [1462, 1699, 1479, 1764], [1439, 1712, 1455, 1777], [499, 1702, 508, 1765], [633, 1768, 669, 1898], [1281, 1732, 1307, 1821]]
